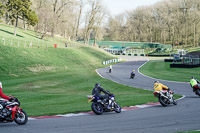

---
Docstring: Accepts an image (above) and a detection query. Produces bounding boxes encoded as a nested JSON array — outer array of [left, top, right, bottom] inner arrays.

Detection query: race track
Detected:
[[1, 61, 200, 133]]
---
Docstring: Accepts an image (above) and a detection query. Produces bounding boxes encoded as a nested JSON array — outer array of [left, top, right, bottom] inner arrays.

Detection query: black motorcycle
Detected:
[[87, 94, 121, 115], [130, 72, 135, 79]]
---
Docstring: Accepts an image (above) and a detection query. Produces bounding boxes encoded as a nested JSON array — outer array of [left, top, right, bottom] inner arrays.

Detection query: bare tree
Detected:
[[83, 0, 107, 44]]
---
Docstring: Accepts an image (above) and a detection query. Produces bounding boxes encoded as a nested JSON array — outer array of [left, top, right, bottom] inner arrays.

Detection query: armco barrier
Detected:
[[103, 58, 121, 65]]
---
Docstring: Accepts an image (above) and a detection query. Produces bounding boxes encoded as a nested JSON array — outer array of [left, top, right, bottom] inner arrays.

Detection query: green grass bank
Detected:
[[139, 61, 200, 82], [0, 24, 162, 116]]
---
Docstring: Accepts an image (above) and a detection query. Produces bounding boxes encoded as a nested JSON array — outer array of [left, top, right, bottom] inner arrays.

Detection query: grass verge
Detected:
[[139, 61, 200, 82]]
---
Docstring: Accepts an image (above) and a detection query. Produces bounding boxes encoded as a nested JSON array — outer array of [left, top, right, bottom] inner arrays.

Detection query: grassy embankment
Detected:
[[0, 24, 160, 116], [177, 131, 200, 133], [139, 61, 200, 82]]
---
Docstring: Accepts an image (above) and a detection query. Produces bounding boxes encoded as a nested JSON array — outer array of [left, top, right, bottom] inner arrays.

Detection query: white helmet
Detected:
[[0, 82, 2, 88]]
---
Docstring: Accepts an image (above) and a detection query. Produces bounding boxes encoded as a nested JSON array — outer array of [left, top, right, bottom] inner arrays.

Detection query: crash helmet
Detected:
[[191, 76, 194, 79], [0, 82, 2, 88], [154, 81, 159, 83], [95, 83, 101, 88]]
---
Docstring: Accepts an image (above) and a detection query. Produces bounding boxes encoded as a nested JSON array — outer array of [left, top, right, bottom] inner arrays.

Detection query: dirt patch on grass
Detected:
[[27, 64, 56, 73]]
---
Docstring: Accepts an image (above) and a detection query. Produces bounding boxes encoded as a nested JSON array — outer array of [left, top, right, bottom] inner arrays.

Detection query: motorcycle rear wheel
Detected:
[[14, 109, 28, 125], [91, 103, 103, 115], [159, 96, 168, 107]]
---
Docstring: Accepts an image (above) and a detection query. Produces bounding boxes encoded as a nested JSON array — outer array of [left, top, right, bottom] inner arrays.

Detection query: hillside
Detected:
[[0, 24, 160, 117], [0, 23, 116, 77], [0, 44, 114, 77]]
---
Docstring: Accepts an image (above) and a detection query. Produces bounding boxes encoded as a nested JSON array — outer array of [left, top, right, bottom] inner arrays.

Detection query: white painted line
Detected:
[[28, 118, 36, 120], [135, 105, 152, 108], [56, 113, 89, 117], [177, 95, 185, 101], [95, 69, 105, 79]]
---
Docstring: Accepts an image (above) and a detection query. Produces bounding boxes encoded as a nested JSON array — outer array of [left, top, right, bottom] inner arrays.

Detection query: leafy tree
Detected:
[[0, 2, 5, 18], [6, 0, 38, 36]]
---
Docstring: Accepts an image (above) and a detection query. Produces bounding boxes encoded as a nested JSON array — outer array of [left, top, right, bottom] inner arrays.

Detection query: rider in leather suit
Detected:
[[0, 82, 11, 100], [92, 83, 112, 102]]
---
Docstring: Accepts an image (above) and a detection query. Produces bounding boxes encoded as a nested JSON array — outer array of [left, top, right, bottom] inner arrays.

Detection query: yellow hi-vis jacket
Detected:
[[154, 83, 169, 91]]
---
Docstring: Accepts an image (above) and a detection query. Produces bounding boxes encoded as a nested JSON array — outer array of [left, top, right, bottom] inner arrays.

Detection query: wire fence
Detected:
[[0, 34, 85, 49], [0, 35, 54, 49]]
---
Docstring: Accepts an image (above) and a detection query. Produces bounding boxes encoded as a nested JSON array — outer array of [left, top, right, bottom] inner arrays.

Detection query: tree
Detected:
[[75, 0, 85, 40], [0, 2, 5, 18], [6, 0, 38, 36], [51, 0, 74, 37], [84, 0, 107, 44]]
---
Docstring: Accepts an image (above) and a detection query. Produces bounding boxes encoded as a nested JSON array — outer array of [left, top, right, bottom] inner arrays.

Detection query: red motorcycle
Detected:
[[0, 97, 28, 125], [193, 85, 200, 97]]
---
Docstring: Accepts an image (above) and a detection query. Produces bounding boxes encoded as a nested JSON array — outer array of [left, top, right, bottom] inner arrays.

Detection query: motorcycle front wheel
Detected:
[[113, 103, 121, 113], [159, 96, 168, 107], [91, 103, 103, 115], [14, 109, 28, 125], [172, 97, 177, 105]]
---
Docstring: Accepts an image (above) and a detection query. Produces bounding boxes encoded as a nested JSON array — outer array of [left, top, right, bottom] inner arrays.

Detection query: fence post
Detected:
[[2, 38, 5, 45], [29, 40, 32, 47]]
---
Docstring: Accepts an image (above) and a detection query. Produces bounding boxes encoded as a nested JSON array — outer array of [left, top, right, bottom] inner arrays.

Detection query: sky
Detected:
[[103, 0, 164, 16]]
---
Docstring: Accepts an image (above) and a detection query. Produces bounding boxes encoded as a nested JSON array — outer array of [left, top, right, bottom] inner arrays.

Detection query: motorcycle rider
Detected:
[[154, 81, 172, 99], [190, 77, 200, 92], [130, 69, 135, 78], [109, 65, 113, 73], [0, 82, 13, 101], [92, 83, 113, 109]]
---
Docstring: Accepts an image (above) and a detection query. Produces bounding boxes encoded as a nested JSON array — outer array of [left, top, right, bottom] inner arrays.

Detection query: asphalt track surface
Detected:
[[1, 60, 200, 133]]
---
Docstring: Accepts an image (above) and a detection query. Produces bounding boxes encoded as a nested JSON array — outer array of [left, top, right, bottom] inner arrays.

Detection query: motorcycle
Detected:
[[0, 97, 28, 125], [193, 85, 200, 97], [153, 90, 177, 107], [109, 68, 112, 73], [130, 72, 135, 79], [87, 94, 121, 115]]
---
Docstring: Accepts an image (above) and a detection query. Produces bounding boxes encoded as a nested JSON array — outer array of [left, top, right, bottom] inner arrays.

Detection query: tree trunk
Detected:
[[51, 23, 55, 37], [193, 23, 196, 47], [75, 2, 83, 40], [14, 16, 18, 36]]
